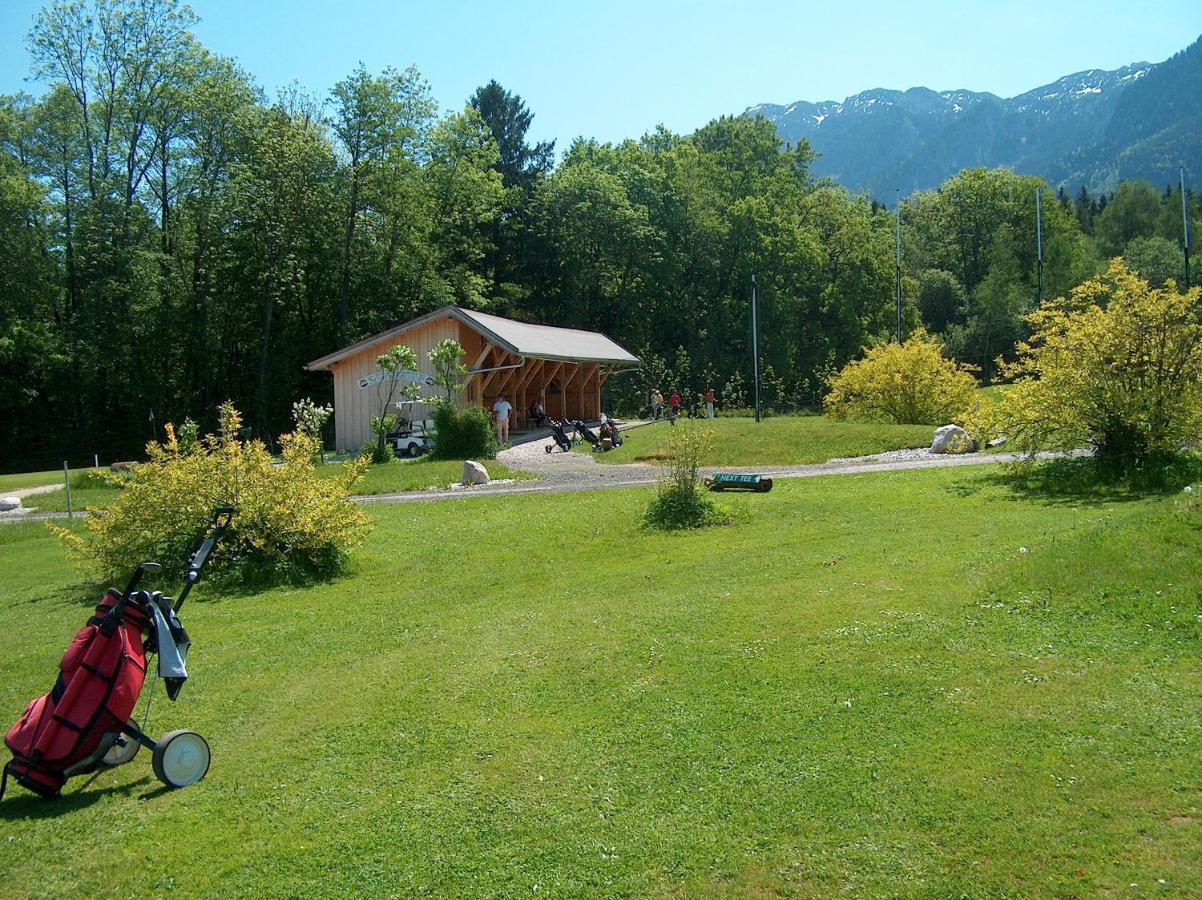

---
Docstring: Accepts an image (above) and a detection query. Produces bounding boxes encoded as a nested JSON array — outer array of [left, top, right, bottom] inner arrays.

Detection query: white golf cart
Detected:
[[389, 417, 433, 458]]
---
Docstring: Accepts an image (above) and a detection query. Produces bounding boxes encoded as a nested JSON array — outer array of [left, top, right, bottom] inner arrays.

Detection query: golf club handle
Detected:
[[120, 564, 150, 600]]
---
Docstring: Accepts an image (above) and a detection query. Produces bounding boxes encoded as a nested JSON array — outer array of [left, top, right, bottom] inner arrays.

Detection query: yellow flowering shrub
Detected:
[[824, 331, 979, 425], [53, 402, 371, 586], [996, 261, 1202, 464]]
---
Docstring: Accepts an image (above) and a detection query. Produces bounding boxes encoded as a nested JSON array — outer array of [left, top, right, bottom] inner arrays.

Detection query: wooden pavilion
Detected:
[[305, 306, 640, 452]]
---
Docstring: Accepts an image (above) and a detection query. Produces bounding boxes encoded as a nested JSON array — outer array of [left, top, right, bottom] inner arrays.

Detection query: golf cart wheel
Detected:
[[407, 443, 421, 458], [152, 730, 211, 788], [101, 733, 141, 768]]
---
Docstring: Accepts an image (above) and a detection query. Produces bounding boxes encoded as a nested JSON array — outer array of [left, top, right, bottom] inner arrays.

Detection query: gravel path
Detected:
[[1, 436, 1081, 521], [355, 435, 1078, 505], [0, 483, 66, 520], [5, 483, 66, 499]]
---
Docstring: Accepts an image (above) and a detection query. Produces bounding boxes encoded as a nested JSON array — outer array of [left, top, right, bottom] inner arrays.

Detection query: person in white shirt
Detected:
[[493, 394, 513, 445]]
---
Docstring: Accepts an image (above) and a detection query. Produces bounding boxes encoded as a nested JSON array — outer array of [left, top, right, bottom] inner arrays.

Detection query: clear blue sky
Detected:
[[2, 0, 1200, 152]]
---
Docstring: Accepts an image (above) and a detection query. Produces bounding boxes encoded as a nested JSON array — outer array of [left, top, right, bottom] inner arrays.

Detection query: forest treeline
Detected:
[[1, 0, 1199, 469]]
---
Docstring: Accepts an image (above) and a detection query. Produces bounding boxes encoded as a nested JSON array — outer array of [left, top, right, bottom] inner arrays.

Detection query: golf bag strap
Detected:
[[0, 760, 11, 802]]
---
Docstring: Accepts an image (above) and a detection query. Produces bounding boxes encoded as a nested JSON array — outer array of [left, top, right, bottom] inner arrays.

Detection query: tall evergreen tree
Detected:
[[468, 80, 555, 306], [468, 80, 554, 193]]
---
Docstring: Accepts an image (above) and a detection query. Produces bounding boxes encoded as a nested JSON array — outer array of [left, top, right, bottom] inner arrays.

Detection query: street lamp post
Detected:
[[895, 188, 902, 342], [1036, 186, 1044, 306], [751, 273, 761, 423], [1182, 166, 1192, 290]]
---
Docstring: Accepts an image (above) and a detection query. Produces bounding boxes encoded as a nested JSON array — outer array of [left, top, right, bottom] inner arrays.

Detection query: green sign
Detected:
[[711, 473, 762, 485], [706, 472, 773, 492]]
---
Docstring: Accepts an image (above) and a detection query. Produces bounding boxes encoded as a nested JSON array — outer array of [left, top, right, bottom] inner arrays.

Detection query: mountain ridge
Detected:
[[745, 38, 1201, 199]]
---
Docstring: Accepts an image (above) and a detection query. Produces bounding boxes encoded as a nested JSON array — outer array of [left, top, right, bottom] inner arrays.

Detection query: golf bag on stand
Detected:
[[2, 508, 233, 800]]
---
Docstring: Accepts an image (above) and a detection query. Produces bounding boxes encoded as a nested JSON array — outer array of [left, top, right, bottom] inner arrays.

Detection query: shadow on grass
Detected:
[[14, 581, 110, 610], [972, 453, 1202, 507], [0, 773, 152, 821]]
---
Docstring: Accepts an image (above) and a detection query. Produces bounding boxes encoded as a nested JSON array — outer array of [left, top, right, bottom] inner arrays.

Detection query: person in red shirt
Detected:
[[668, 390, 681, 422], [704, 387, 716, 419]]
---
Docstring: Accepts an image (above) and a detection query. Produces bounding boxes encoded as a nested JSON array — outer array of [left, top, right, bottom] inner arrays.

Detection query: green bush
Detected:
[[643, 483, 723, 530], [643, 420, 724, 530], [69, 468, 126, 490], [431, 403, 497, 460], [359, 440, 394, 465], [52, 403, 371, 588]]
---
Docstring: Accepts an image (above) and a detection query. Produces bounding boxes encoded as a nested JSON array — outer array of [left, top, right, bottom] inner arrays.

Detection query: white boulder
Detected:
[[931, 424, 976, 454], [0, 496, 21, 512], [462, 460, 490, 486]]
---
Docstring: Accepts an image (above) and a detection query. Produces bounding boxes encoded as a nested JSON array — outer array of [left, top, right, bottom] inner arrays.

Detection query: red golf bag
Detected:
[[3, 590, 151, 797], [2, 508, 232, 801]]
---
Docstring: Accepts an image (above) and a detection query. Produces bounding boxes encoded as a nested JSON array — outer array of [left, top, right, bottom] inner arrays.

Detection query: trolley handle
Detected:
[[173, 506, 235, 613]]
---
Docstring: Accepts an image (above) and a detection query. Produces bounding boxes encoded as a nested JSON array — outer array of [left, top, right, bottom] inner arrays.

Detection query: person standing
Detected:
[[704, 386, 716, 419], [493, 393, 513, 445], [652, 389, 664, 420], [668, 390, 681, 421]]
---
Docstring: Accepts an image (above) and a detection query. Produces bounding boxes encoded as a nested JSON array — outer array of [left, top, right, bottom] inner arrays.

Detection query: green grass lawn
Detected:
[[329, 457, 531, 495], [979, 384, 1014, 403], [24, 485, 121, 513], [2, 466, 1199, 895], [0, 469, 72, 491], [587, 415, 934, 466], [13, 458, 531, 513], [1, 469, 122, 513]]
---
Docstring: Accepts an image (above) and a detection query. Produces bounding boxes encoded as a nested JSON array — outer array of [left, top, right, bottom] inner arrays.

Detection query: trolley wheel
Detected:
[[545, 444, 553, 454], [101, 733, 141, 768], [152, 730, 211, 788]]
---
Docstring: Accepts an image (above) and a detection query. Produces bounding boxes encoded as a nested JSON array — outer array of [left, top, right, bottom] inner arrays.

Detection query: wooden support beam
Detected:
[[557, 362, 586, 420], [469, 343, 495, 371], [463, 343, 497, 403], [492, 355, 523, 397], [563, 362, 584, 391], [539, 360, 566, 417], [515, 357, 544, 393], [580, 363, 599, 388], [571, 363, 598, 420], [540, 360, 564, 400], [480, 348, 513, 391], [521, 359, 548, 425]]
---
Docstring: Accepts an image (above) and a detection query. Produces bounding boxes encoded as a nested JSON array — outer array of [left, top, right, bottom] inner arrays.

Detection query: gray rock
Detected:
[[931, 424, 977, 454], [462, 460, 490, 485], [0, 496, 21, 511], [987, 436, 1008, 449]]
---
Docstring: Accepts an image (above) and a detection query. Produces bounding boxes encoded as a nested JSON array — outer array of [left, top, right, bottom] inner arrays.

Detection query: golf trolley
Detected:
[[2, 508, 233, 800]]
